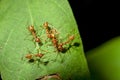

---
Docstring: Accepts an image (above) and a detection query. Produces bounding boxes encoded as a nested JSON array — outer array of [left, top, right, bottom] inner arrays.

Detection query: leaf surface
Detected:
[[0, 0, 90, 80]]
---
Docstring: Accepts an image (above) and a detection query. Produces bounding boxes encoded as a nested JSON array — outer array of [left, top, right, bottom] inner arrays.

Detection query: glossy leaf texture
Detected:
[[0, 0, 90, 80]]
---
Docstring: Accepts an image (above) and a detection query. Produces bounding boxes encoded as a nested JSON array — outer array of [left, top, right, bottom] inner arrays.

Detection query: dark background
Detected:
[[68, 0, 119, 52]]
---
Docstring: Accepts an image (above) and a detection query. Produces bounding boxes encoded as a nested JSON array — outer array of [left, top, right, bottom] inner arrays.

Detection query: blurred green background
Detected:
[[87, 37, 120, 80]]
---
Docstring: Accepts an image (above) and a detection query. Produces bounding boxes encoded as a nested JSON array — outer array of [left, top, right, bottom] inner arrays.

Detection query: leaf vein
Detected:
[[3, 29, 14, 49]]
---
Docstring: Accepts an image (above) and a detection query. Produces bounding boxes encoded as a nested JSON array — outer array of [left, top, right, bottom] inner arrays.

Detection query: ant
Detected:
[[43, 22, 58, 39], [27, 25, 42, 45], [53, 35, 75, 53], [43, 22, 59, 48], [43, 22, 51, 38], [28, 25, 36, 38], [58, 35, 75, 52], [63, 35, 74, 45], [25, 52, 44, 63]]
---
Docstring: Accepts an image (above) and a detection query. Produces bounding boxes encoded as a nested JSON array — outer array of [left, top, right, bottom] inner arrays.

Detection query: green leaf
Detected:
[[86, 37, 120, 80], [0, 0, 90, 80]]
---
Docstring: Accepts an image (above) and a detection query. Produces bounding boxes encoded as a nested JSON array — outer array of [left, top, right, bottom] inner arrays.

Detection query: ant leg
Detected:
[[26, 48, 33, 54], [59, 51, 66, 63], [23, 30, 32, 40], [21, 54, 25, 61], [36, 58, 42, 68], [52, 52, 64, 63]]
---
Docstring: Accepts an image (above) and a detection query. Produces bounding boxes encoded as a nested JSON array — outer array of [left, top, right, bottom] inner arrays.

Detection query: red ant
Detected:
[[58, 35, 75, 52], [27, 25, 42, 44], [25, 53, 44, 63], [28, 25, 36, 39], [43, 22, 75, 52], [62, 35, 74, 45], [43, 22, 52, 38], [43, 22, 59, 48], [52, 35, 74, 53], [43, 22, 58, 39], [25, 53, 44, 59], [52, 35, 75, 52]]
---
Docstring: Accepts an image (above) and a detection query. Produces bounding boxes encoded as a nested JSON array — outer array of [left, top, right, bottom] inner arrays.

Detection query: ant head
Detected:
[[28, 25, 35, 32], [28, 25, 34, 31], [43, 22, 48, 28]]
